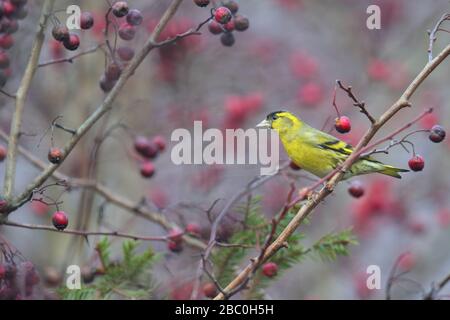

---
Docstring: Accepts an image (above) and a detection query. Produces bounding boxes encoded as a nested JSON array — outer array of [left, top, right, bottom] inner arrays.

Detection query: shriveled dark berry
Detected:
[[52, 25, 70, 42], [220, 32, 235, 47], [234, 14, 249, 31], [112, 1, 129, 18], [80, 12, 94, 30], [126, 9, 143, 26]]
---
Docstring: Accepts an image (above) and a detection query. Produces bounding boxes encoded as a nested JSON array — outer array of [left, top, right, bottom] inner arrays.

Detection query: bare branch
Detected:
[[8, 0, 184, 212], [337, 80, 376, 124], [37, 44, 104, 68], [2, 220, 168, 242], [3, 0, 55, 200]]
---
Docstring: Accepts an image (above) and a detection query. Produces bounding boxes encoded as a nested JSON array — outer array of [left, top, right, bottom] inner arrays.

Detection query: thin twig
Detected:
[[428, 13, 450, 62], [2, 221, 168, 242], [38, 44, 104, 67], [337, 80, 376, 124]]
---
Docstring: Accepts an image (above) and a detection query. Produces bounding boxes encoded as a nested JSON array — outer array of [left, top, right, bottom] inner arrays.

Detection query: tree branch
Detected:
[[37, 44, 104, 67], [3, 0, 55, 200], [1, 220, 168, 242], [8, 0, 184, 212], [214, 42, 450, 300], [0, 128, 207, 250]]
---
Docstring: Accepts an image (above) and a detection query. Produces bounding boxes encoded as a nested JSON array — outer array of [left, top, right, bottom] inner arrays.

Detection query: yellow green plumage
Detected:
[[257, 111, 408, 179]]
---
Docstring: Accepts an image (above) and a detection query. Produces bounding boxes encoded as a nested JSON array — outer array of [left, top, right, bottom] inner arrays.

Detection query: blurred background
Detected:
[[1, 0, 450, 299]]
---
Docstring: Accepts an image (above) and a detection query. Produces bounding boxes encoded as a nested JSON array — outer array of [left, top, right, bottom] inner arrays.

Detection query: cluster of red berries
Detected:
[[0, 260, 40, 299], [51, 10, 94, 51], [100, 2, 142, 92], [0, 0, 28, 88], [194, 0, 249, 47], [134, 135, 166, 179]]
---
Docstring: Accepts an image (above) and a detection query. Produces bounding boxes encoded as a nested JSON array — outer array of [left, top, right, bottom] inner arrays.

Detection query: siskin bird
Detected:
[[257, 110, 409, 179]]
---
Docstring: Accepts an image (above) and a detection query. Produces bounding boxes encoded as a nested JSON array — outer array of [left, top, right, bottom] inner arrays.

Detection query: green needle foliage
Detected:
[[59, 238, 158, 300], [212, 198, 358, 299]]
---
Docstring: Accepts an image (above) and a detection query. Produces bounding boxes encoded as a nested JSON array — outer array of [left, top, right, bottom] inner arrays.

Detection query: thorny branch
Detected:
[[336, 80, 376, 124]]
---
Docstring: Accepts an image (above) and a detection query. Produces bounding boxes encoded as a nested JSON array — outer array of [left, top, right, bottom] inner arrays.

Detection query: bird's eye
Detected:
[[271, 114, 279, 120]]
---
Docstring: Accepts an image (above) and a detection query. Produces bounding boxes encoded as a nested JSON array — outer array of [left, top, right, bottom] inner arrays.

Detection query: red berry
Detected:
[[214, 7, 232, 24], [168, 228, 184, 243], [262, 262, 278, 278], [222, 0, 239, 14], [52, 211, 69, 230], [408, 155, 424, 172], [193, 0, 210, 7], [105, 63, 122, 81], [99, 75, 116, 92], [0, 50, 9, 69], [0, 264, 6, 280], [208, 20, 223, 35], [0, 34, 14, 49], [152, 135, 166, 152], [12, 5, 27, 19], [335, 116, 351, 134], [367, 58, 390, 81], [2, 18, 18, 34], [140, 161, 155, 178], [126, 9, 143, 26], [185, 223, 201, 236], [80, 12, 94, 30], [48, 147, 64, 164], [398, 252, 416, 271], [112, 1, 129, 18], [429, 125, 446, 143], [2, 1, 16, 16], [202, 282, 217, 298], [168, 240, 183, 252], [63, 34, 80, 51], [0, 145, 6, 161], [289, 161, 301, 170], [234, 14, 249, 32], [348, 181, 364, 198], [0, 197, 8, 213], [118, 23, 136, 40], [223, 19, 235, 32], [134, 136, 158, 158], [117, 46, 135, 61], [298, 82, 323, 107], [52, 25, 70, 42], [220, 32, 235, 47]]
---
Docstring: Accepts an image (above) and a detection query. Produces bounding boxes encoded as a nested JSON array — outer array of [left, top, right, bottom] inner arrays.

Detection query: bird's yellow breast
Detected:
[[280, 130, 338, 178]]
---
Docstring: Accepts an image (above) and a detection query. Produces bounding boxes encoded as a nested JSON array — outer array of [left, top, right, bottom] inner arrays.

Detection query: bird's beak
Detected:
[[256, 119, 271, 129]]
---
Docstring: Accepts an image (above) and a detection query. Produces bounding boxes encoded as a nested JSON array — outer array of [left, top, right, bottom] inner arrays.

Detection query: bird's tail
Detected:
[[379, 165, 409, 179]]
